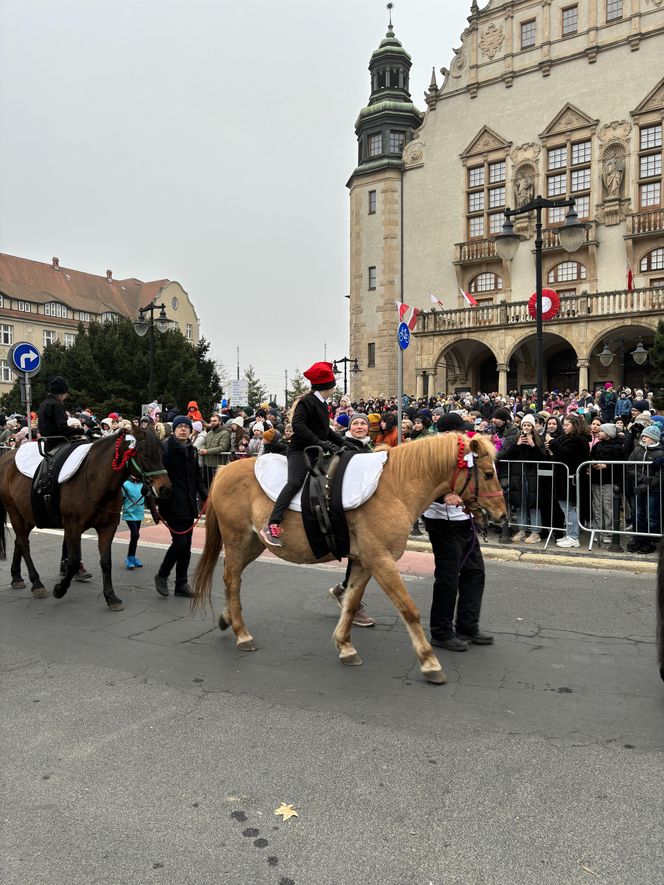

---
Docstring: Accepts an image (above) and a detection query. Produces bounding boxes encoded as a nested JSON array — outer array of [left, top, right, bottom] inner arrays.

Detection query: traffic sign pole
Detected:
[[7, 342, 41, 441], [24, 373, 32, 440], [396, 321, 411, 448]]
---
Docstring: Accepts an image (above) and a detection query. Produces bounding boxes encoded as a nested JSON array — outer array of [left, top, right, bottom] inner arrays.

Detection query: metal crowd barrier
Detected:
[[575, 459, 663, 549], [498, 459, 571, 549]]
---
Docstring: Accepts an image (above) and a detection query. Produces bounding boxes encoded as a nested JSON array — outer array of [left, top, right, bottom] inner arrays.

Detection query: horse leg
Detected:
[[370, 555, 446, 685], [53, 527, 83, 599], [97, 524, 124, 611], [10, 541, 25, 589], [8, 514, 47, 597], [332, 561, 372, 666], [223, 538, 263, 651]]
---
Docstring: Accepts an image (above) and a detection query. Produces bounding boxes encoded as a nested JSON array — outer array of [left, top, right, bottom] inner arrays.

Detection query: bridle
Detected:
[[449, 435, 504, 509], [85, 429, 169, 514]]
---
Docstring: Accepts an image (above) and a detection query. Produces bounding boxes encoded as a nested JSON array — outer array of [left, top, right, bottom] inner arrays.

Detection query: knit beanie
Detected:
[[172, 415, 193, 430], [600, 423, 617, 439], [493, 407, 512, 423], [349, 413, 370, 430], [437, 413, 465, 432], [336, 413, 350, 428], [262, 428, 277, 444], [520, 413, 536, 427], [633, 399, 650, 412], [641, 424, 661, 442]]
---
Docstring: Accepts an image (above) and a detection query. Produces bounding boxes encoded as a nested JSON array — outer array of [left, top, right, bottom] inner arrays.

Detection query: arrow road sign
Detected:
[[7, 342, 42, 377]]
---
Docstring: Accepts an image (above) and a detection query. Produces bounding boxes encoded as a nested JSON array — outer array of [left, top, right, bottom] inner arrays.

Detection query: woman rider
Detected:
[[261, 361, 345, 547]]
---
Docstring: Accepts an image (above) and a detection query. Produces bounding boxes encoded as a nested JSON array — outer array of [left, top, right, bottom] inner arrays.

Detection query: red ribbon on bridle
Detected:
[[112, 430, 134, 472]]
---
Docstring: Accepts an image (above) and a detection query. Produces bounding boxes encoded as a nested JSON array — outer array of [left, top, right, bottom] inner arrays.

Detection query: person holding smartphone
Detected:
[[503, 414, 550, 544]]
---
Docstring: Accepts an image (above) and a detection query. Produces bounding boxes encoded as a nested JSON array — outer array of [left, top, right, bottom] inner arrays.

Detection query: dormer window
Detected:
[[44, 302, 68, 319]]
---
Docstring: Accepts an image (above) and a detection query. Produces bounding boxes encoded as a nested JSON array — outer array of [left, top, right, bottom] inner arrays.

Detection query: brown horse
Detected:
[[0, 428, 171, 610], [193, 432, 506, 685]]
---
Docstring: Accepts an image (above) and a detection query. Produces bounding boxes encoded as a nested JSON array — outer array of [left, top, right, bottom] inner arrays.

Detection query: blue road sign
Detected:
[[10, 342, 41, 373], [397, 321, 410, 350]]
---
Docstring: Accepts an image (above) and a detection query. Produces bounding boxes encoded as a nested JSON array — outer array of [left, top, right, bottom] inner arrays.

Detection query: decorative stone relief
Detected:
[[479, 23, 504, 60], [510, 143, 541, 165], [513, 164, 537, 209], [598, 120, 631, 143], [403, 139, 425, 169], [595, 199, 630, 226], [642, 83, 664, 111], [646, 0, 664, 7], [601, 143, 626, 199], [450, 47, 467, 78]]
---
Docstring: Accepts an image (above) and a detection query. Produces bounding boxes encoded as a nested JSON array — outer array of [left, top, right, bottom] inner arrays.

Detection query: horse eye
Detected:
[[484, 471, 494, 480]]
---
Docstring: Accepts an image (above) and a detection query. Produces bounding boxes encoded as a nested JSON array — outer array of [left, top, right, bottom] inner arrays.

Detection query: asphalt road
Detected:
[[1, 529, 663, 885]]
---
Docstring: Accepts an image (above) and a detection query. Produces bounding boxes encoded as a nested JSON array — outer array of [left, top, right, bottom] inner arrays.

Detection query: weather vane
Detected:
[[387, 2, 393, 28]]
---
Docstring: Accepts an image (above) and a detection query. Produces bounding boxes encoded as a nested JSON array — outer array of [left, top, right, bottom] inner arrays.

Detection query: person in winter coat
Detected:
[[546, 413, 591, 548], [375, 412, 399, 447], [588, 423, 627, 551], [199, 414, 231, 467], [154, 416, 208, 597], [121, 475, 145, 569], [37, 377, 81, 453], [327, 412, 375, 627], [186, 400, 203, 423], [626, 423, 664, 554], [261, 427, 288, 455], [502, 413, 552, 544], [492, 407, 521, 542], [228, 415, 246, 453], [410, 415, 434, 440], [261, 361, 345, 547], [614, 390, 633, 420], [599, 384, 617, 422]]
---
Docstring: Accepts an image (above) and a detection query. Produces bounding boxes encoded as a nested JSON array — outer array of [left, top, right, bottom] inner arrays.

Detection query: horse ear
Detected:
[[468, 434, 492, 456]]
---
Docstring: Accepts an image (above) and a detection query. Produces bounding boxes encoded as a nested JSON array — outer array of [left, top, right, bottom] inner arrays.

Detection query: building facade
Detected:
[[348, 0, 664, 399], [0, 253, 200, 396]]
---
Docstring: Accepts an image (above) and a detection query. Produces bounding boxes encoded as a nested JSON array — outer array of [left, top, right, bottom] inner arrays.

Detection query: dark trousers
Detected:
[[269, 450, 308, 525], [158, 518, 193, 587], [424, 517, 486, 640], [126, 520, 141, 558]]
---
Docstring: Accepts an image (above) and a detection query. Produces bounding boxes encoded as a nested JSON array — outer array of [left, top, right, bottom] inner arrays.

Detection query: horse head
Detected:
[[452, 433, 506, 529], [128, 427, 172, 499]]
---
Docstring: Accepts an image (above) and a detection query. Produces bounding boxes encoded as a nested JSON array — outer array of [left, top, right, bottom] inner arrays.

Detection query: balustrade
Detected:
[[628, 208, 664, 235]]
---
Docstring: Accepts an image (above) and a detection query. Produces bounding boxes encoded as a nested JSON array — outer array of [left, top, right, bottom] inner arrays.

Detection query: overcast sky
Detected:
[[0, 0, 470, 399]]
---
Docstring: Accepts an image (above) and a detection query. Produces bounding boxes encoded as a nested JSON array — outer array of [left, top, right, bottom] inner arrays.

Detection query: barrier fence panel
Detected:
[[498, 459, 571, 549], [575, 459, 663, 550]]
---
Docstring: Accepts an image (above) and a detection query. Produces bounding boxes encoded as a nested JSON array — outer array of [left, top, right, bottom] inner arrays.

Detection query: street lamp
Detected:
[[631, 341, 649, 366], [332, 357, 361, 395], [596, 343, 616, 368], [133, 302, 175, 402], [494, 195, 588, 411]]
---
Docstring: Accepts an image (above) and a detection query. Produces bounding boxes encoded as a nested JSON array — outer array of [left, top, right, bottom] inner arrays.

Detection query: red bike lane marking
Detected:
[[114, 524, 436, 578]]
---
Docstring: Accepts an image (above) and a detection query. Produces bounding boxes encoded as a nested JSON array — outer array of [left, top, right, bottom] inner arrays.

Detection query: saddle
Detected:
[[300, 446, 354, 560], [31, 438, 91, 529]]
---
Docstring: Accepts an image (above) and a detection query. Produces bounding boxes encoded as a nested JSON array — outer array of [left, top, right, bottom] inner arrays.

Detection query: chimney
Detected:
[[106, 269, 113, 282], [52, 257, 59, 270]]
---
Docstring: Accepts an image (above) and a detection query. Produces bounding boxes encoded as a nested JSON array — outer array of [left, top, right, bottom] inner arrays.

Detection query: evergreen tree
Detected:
[[1, 319, 220, 417], [244, 365, 267, 409], [288, 370, 309, 403]]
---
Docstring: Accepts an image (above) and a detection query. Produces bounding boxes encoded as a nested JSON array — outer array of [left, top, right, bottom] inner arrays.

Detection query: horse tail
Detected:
[[657, 542, 664, 680], [192, 490, 223, 614], [0, 492, 6, 560]]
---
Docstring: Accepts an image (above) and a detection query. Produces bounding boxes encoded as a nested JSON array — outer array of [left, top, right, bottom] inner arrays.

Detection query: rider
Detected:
[[260, 361, 345, 548], [37, 376, 93, 582]]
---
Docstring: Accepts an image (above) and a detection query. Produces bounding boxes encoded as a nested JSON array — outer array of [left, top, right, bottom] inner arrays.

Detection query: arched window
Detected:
[[640, 247, 664, 272], [547, 261, 587, 284], [469, 272, 503, 293]]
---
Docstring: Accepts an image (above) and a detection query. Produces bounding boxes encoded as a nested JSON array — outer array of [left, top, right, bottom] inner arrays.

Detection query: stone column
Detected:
[[428, 371, 437, 398], [497, 363, 509, 396], [415, 372, 424, 399], [577, 358, 590, 393]]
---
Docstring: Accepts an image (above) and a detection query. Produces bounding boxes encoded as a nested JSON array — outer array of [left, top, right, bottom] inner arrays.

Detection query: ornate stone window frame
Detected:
[[468, 271, 503, 305]]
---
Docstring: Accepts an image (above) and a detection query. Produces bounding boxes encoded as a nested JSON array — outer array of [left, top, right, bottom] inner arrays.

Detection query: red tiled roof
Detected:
[[0, 253, 170, 319]]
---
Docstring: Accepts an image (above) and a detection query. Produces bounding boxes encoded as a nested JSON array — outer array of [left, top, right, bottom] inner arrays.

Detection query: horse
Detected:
[[0, 428, 171, 610], [193, 432, 506, 685]]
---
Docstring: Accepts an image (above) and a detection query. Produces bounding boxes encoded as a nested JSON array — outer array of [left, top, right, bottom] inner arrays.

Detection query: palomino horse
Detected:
[[0, 428, 171, 610], [193, 432, 506, 685]]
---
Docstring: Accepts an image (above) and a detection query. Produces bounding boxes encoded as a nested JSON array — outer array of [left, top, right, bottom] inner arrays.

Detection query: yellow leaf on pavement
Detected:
[[274, 803, 299, 821]]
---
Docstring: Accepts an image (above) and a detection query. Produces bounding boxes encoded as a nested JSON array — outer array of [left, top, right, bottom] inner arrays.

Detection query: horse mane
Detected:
[[383, 432, 495, 488]]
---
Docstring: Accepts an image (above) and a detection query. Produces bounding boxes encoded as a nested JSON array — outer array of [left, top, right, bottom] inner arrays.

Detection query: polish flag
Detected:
[[395, 300, 420, 331], [626, 262, 634, 292], [459, 284, 478, 308], [430, 293, 444, 308]]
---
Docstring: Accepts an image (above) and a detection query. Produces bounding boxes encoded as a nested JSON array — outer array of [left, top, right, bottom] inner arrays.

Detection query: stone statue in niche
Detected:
[[514, 173, 534, 208], [602, 153, 624, 198]]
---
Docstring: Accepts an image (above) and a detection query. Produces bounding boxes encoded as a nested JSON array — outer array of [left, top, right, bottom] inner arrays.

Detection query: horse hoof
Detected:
[[31, 586, 49, 599], [423, 668, 447, 685], [108, 601, 124, 612], [53, 583, 68, 599], [340, 653, 363, 666], [218, 615, 230, 631], [237, 639, 257, 651], [11, 580, 26, 590]]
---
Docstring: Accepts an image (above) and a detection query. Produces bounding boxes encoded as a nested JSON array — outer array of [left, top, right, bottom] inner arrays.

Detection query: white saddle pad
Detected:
[[15, 441, 93, 483], [254, 451, 388, 513]]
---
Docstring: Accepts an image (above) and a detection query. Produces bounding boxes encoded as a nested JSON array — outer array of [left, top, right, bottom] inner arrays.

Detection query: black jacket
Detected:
[[548, 432, 591, 496], [589, 437, 628, 487], [38, 395, 78, 442], [290, 393, 344, 453], [158, 435, 208, 521]]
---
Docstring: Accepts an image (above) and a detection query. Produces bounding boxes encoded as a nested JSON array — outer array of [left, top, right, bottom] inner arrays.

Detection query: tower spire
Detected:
[[387, 2, 393, 29]]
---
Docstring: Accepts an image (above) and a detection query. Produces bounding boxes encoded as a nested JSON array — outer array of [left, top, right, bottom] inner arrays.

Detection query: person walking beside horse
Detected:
[[154, 415, 208, 598]]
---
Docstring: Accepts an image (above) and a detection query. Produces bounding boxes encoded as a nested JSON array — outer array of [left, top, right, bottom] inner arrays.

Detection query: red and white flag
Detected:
[[430, 293, 444, 308], [458, 284, 478, 308], [626, 261, 634, 292], [395, 300, 420, 331]]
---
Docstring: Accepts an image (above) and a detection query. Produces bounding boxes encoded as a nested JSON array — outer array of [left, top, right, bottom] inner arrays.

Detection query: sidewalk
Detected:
[[406, 526, 659, 573]]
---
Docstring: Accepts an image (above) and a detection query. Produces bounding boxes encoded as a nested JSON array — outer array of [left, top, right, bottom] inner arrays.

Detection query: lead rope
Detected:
[[157, 497, 208, 535]]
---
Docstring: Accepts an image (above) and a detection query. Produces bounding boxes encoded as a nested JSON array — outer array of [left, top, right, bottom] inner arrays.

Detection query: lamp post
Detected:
[[494, 196, 588, 411], [332, 357, 361, 396], [133, 303, 175, 403], [595, 339, 648, 385]]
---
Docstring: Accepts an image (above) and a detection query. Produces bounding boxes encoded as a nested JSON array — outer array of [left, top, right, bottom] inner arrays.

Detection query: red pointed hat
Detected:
[[303, 361, 336, 389]]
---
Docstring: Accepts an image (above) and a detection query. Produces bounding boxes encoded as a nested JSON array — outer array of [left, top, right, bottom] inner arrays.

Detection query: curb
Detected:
[[405, 538, 658, 574]]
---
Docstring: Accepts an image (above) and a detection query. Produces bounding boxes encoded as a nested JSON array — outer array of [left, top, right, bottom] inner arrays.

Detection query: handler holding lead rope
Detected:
[[261, 361, 345, 548]]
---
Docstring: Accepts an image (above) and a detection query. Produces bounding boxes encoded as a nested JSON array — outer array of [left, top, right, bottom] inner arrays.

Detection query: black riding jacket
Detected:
[[158, 435, 208, 521], [37, 395, 78, 441]]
